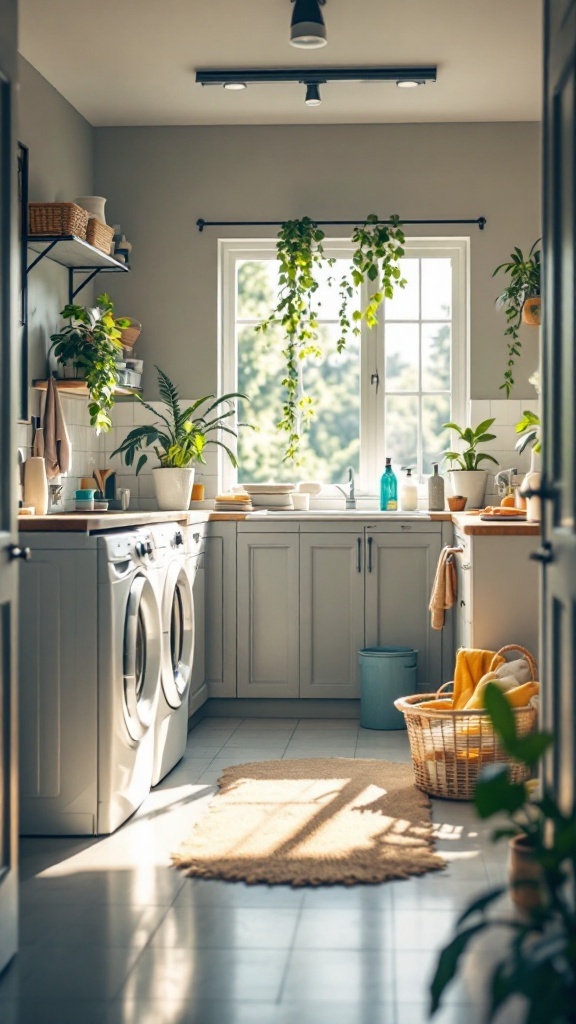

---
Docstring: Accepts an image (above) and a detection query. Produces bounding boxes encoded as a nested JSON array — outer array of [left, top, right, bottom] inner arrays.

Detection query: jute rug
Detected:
[[172, 758, 445, 886]]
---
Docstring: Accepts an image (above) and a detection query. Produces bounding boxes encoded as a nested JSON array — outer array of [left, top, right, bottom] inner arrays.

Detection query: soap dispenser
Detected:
[[380, 458, 398, 511], [428, 462, 445, 512], [400, 467, 418, 511]]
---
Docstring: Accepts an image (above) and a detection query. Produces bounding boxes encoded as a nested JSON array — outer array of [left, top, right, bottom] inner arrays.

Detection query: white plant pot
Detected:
[[152, 467, 195, 511], [60, 362, 86, 380], [448, 470, 488, 510]]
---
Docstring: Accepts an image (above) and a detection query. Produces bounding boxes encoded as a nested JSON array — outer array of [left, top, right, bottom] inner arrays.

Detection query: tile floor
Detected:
[[2, 718, 518, 1024]]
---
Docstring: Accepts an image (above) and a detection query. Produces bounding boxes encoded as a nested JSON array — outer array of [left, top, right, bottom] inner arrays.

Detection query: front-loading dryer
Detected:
[[150, 524, 195, 785], [19, 526, 163, 835]]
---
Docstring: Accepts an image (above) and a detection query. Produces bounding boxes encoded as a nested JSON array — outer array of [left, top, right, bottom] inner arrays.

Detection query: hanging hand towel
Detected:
[[43, 377, 71, 480], [429, 545, 459, 631]]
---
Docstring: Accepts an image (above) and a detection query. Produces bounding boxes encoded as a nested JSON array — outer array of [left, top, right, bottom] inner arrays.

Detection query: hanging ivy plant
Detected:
[[256, 213, 406, 463]]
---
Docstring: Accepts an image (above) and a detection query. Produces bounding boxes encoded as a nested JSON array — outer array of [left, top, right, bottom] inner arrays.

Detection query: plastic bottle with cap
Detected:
[[400, 467, 418, 511], [380, 458, 398, 511]]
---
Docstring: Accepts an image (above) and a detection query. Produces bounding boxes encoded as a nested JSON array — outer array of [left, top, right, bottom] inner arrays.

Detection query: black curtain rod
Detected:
[[196, 216, 487, 232]]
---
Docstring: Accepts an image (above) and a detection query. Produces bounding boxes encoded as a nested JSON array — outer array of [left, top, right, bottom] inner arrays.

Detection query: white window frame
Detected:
[[219, 236, 469, 494]]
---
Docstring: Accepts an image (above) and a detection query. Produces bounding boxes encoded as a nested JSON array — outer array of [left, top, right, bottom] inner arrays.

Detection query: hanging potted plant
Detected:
[[111, 366, 250, 511], [442, 417, 499, 509], [256, 214, 406, 462], [49, 292, 130, 433], [493, 239, 541, 397]]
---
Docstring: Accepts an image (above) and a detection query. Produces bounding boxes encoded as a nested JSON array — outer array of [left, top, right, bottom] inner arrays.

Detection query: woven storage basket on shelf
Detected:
[[28, 202, 89, 238], [395, 645, 538, 801], [86, 218, 114, 254]]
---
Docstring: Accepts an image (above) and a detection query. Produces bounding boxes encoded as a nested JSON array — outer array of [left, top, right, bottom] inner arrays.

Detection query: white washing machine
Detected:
[[19, 527, 163, 835], [150, 524, 195, 785]]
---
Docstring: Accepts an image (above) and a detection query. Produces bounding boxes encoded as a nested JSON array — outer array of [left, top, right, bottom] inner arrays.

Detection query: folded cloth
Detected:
[[43, 377, 71, 480], [429, 545, 459, 630], [453, 648, 506, 709]]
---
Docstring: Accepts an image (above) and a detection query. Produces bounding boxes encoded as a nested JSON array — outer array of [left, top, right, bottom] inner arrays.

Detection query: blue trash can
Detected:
[[358, 646, 418, 730]]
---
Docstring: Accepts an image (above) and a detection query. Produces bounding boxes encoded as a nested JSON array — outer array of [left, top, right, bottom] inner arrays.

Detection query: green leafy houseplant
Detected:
[[111, 365, 250, 474], [442, 418, 499, 471], [515, 410, 541, 455], [493, 240, 541, 398], [430, 682, 576, 1023], [256, 214, 406, 463], [49, 292, 129, 432]]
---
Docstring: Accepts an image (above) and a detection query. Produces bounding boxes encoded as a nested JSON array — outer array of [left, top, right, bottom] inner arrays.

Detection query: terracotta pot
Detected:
[[522, 297, 541, 326], [508, 834, 546, 915]]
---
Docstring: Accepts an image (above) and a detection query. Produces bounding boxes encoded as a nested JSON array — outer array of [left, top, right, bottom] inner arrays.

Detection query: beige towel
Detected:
[[429, 545, 458, 630], [43, 377, 71, 480]]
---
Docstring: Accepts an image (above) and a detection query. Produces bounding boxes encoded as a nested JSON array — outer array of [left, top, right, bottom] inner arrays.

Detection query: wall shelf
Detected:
[[33, 378, 142, 398], [27, 234, 129, 301]]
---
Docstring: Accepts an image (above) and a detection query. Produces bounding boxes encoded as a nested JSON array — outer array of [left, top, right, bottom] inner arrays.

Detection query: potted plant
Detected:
[[493, 240, 541, 397], [516, 409, 542, 523], [442, 417, 499, 509], [49, 292, 130, 433], [430, 682, 576, 1024], [111, 366, 250, 511]]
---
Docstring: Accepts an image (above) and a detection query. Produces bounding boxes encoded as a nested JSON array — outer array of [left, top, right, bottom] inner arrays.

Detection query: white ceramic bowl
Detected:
[[291, 493, 310, 511]]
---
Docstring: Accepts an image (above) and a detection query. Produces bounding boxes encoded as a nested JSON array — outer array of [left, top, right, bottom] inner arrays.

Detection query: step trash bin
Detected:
[[358, 646, 418, 730]]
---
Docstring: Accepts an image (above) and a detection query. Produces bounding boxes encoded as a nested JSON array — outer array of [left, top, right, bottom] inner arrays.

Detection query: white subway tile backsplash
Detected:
[[468, 400, 491, 424], [112, 401, 136, 427], [490, 398, 522, 425], [137, 475, 156, 498]]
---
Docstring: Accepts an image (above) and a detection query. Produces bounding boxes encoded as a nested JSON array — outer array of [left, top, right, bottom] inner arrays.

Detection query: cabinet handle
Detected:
[[367, 535, 373, 573], [356, 537, 362, 573]]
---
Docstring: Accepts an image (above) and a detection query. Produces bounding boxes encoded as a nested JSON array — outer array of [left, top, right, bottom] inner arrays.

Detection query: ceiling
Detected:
[[18, 0, 543, 127]]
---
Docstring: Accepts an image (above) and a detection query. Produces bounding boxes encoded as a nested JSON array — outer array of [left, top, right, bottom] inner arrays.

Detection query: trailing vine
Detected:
[[493, 239, 541, 397], [256, 213, 406, 463]]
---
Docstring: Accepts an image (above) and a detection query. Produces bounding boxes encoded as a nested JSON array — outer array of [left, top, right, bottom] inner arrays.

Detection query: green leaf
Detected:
[[429, 924, 487, 1014], [456, 886, 506, 927], [483, 683, 518, 748], [474, 764, 527, 819]]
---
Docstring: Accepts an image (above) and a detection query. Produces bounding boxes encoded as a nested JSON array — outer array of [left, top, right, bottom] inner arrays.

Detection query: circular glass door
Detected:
[[123, 573, 162, 741], [161, 564, 194, 709]]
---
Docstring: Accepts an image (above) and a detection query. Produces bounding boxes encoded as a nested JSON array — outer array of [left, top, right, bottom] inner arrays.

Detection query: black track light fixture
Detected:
[[304, 82, 322, 106], [290, 0, 327, 49]]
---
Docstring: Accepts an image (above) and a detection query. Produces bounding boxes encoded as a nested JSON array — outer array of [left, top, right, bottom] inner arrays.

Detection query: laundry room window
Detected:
[[219, 238, 467, 493]]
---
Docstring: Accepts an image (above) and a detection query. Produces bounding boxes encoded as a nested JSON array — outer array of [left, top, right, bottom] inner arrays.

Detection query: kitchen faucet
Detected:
[[336, 466, 356, 509]]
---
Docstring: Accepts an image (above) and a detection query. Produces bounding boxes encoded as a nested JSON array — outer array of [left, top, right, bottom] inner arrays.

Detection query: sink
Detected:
[[246, 510, 431, 520]]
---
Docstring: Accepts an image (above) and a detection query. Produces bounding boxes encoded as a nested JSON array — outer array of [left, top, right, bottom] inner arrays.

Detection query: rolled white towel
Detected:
[[493, 658, 532, 685]]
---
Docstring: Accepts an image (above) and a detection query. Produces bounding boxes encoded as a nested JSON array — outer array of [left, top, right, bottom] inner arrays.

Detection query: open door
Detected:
[[539, 0, 576, 813], [0, 0, 20, 975]]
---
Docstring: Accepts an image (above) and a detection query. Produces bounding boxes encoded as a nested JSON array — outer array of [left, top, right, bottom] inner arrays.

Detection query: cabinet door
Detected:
[[300, 534, 365, 698], [205, 523, 237, 698], [365, 531, 442, 692], [237, 533, 299, 698]]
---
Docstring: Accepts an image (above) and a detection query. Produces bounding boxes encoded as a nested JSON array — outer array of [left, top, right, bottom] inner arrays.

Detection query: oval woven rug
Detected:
[[172, 758, 445, 886]]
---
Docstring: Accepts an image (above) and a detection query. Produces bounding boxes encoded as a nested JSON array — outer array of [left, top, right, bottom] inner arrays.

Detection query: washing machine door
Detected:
[[124, 573, 162, 741], [161, 562, 194, 709]]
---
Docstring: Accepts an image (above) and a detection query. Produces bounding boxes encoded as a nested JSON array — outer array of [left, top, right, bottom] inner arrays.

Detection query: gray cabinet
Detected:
[[205, 522, 237, 698], [299, 533, 365, 699], [364, 526, 443, 692], [237, 532, 300, 698], [189, 558, 207, 715]]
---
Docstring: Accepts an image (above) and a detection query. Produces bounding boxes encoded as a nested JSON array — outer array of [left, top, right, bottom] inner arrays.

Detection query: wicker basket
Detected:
[[395, 645, 538, 800], [86, 218, 114, 253], [28, 202, 89, 238]]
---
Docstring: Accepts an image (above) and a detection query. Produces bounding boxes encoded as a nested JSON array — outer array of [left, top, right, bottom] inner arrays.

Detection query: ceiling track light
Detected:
[[305, 82, 322, 106], [290, 0, 327, 49], [196, 67, 437, 107]]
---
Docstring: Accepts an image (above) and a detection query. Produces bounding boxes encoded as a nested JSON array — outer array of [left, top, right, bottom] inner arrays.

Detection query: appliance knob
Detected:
[[135, 541, 145, 557], [145, 541, 153, 555], [175, 531, 184, 546]]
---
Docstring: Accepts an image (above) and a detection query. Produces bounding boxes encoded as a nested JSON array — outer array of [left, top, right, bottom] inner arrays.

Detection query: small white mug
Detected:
[[291, 492, 310, 511]]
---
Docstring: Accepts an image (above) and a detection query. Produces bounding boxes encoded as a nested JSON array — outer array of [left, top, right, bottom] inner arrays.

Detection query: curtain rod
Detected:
[[196, 216, 487, 233]]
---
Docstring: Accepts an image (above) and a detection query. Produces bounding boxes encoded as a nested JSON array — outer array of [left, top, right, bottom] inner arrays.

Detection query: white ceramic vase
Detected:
[[24, 457, 49, 515], [75, 196, 107, 223], [448, 469, 488, 510], [520, 450, 541, 522], [152, 467, 195, 511]]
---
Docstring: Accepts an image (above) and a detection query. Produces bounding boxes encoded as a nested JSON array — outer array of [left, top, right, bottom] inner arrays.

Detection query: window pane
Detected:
[[385, 395, 418, 469], [313, 259, 361, 321], [421, 258, 452, 320], [422, 395, 451, 476], [303, 325, 360, 483], [237, 260, 279, 321], [422, 324, 451, 391], [385, 323, 419, 391], [384, 258, 419, 321], [237, 324, 296, 483]]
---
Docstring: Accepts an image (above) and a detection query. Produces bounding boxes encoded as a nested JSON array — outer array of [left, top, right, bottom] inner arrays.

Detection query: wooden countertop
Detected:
[[451, 512, 540, 536]]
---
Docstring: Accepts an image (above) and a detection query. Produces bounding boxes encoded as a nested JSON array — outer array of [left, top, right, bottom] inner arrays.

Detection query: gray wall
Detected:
[[18, 57, 94, 385], [94, 121, 541, 402]]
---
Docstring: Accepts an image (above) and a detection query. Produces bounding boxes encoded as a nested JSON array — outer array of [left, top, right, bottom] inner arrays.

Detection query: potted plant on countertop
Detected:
[[111, 365, 251, 511], [515, 408, 542, 523], [49, 292, 130, 433], [493, 239, 541, 397], [430, 682, 576, 1024], [442, 417, 499, 509]]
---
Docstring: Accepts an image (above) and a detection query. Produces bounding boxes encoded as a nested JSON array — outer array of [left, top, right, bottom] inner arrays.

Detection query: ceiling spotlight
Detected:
[[290, 0, 327, 49], [305, 82, 322, 106], [396, 80, 421, 89], [223, 81, 247, 90]]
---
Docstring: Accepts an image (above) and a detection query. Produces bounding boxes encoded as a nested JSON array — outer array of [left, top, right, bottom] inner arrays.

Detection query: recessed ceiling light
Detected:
[[396, 80, 421, 89], [290, 0, 327, 49], [223, 82, 247, 91], [305, 82, 322, 106]]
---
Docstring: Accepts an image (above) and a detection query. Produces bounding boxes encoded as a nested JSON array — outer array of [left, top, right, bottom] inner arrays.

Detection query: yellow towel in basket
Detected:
[[453, 648, 505, 709]]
